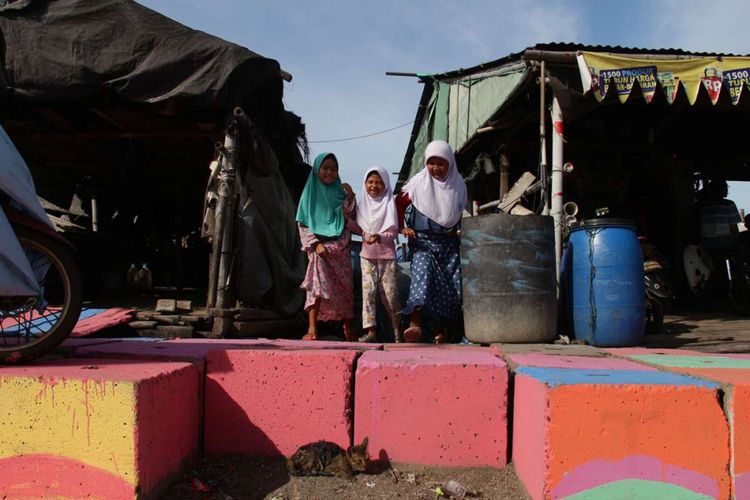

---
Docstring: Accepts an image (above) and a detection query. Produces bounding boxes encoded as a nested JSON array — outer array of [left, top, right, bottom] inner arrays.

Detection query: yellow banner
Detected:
[[577, 51, 750, 105]]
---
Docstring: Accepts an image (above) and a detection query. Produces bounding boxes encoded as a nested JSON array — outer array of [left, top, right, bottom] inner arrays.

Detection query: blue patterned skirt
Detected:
[[403, 234, 462, 324]]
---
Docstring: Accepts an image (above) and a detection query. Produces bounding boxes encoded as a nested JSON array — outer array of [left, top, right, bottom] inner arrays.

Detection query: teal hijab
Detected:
[[295, 152, 346, 237]]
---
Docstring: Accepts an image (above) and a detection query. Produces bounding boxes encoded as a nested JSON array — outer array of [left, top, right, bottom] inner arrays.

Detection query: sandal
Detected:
[[358, 331, 377, 343], [433, 328, 446, 344], [302, 332, 318, 341], [403, 326, 422, 343]]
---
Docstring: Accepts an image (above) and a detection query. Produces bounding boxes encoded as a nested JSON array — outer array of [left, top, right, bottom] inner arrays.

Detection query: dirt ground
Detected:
[[161, 455, 529, 500]]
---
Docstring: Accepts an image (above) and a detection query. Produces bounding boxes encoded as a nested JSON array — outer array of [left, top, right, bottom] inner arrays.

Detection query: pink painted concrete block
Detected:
[[354, 349, 508, 467], [271, 338, 383, 351], [204, 349, 358, 457], [0, 358, 201, 499], [383, 343, 496, 354], [74, 337, 378, 366], [75, 338, 277, 364], [513, 367, 730, 500], [168, 337, 382, 351], [507, 353, 657, 371], [59, 338, 125, 349]]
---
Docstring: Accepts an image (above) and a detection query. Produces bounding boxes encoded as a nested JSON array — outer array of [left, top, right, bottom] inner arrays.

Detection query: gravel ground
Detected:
[[161, 455, 529, 500]]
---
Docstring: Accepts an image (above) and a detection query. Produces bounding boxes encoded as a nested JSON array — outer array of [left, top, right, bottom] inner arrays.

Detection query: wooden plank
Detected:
[[498, 172, 536, 213]]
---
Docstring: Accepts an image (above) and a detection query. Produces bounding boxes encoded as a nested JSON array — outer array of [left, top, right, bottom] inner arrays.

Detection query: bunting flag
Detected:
[[577, 51, 750, 105]]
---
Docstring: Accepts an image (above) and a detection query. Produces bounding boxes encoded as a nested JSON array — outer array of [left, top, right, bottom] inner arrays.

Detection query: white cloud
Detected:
[[650, 0, 750, 54]]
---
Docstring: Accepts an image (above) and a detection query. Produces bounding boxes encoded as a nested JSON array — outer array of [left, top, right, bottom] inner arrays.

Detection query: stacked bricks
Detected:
[[609, 348, 750, 499], [354, 348, 508, 467], [511, 352, 730, 499], [0, 358, 200, 499], [204, 348, 360, 456]]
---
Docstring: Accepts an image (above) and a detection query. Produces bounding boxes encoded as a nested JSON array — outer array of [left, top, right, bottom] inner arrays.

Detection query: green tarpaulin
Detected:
[[403, 65, 530, 183]]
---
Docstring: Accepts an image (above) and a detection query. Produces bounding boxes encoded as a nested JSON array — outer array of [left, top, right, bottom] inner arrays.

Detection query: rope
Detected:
[[583, 223, 602, 343], [308, 120, 414, 144]]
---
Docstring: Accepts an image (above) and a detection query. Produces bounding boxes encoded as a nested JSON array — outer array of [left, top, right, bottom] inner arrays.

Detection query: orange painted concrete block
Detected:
[[0, 358, 201, 499], [354, 349, 508, 467], [616, 352, 750, 499], [513, 367, 730, 500], [204, 349, 358, 457]]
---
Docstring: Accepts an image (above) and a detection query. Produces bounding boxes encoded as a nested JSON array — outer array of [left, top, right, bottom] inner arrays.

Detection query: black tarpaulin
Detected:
[[0, 0, 281, 113]]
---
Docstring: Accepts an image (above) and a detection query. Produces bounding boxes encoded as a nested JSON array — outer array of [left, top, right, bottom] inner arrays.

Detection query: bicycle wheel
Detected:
[[0, 226, 83, 363]]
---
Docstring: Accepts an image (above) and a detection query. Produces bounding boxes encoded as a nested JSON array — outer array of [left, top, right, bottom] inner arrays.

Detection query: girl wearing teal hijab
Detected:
[[297, 152, 356, 341]]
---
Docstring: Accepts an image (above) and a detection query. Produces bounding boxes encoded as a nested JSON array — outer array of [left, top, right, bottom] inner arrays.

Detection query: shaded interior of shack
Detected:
[[456, 68, 750, 307], [0, 88, 308, 302]]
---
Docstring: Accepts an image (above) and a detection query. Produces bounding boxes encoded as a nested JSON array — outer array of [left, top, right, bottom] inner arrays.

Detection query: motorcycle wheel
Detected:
[[645, 297, 664, 335], [0, 226, 83, 364]]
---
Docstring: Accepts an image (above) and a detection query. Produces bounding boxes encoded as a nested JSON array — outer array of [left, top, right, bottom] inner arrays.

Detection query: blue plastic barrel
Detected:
[[562, 219, 645, 347]]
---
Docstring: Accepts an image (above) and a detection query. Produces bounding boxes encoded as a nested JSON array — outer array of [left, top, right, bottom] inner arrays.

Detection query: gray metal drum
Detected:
[[461, 214, 557, 343]]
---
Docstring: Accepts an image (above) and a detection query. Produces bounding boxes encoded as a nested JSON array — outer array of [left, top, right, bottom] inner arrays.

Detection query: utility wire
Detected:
[[308, 120, 414, 144]]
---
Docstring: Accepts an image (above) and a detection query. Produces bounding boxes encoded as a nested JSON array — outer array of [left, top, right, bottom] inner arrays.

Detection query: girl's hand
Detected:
[[456, 229, 463, 238], [402, 228, 416, 239], [315, 243, 329, 257], [365, 233, 380, 245], [341, 183, 353, 197]]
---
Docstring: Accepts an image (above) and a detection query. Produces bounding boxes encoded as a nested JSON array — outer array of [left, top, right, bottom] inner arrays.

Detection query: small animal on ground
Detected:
[[287, 437, 369, 479]]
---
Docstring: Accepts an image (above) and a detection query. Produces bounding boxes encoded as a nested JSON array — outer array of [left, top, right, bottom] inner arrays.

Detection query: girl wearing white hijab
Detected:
[[351, 166, 403, 342], [399, 140, 467, 343]]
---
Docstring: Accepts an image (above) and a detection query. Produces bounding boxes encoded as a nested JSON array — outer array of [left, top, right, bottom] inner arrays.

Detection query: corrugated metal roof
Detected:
[[422, 42, 749, 81]]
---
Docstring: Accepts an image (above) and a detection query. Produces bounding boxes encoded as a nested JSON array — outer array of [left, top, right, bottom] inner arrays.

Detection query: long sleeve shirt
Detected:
[[348, 220, 398, 260]]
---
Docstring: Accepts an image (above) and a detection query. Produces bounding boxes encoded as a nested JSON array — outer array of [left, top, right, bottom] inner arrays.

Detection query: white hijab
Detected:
[[402, 140, 467, 227], [356, 166, 398, 235]]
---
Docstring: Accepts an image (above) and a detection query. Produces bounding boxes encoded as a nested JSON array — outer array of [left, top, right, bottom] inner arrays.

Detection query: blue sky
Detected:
[[139, 0, 750, 212]]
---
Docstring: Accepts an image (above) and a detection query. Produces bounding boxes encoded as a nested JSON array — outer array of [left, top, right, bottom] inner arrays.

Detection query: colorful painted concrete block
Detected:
[[506, 353, 657, 371], [497, 343, 607, 357], [513, 367, 729, 500], [615, 352, 750, 499], [354, 349, 508, 467], [204, 349, 358, 456], [75, 338, 278, 364], [0, 358, 200, 499]]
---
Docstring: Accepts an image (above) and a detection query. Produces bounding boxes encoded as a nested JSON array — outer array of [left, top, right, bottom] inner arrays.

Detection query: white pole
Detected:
[[90, 195, 98, 232], [551, 97, 564, 284]]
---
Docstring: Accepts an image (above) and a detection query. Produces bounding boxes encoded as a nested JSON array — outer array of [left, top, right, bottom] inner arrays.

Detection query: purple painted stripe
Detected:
[[551, 455, 718, 498], [736, 472, 750, 500]]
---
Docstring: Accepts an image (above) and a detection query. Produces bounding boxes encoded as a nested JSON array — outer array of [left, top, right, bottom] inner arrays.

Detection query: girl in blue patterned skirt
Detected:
[[398, 140, 467, 343]]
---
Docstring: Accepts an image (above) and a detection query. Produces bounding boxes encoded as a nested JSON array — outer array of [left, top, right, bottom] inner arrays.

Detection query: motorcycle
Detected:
[[643, 258, 672, 334], [683, 243, 750, 315], [0, 125, 82, 364]]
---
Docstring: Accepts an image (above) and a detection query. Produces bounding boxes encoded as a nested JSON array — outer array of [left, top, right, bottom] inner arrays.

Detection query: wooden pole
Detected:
[[539, 60, 549, 215], [499, 152, 510, 200], [207, 147, 226, 309], [215, 108, 243, 310]]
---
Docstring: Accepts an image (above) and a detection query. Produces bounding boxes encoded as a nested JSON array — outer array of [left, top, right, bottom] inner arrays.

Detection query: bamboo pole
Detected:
[[539, 60, 549, 215]]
